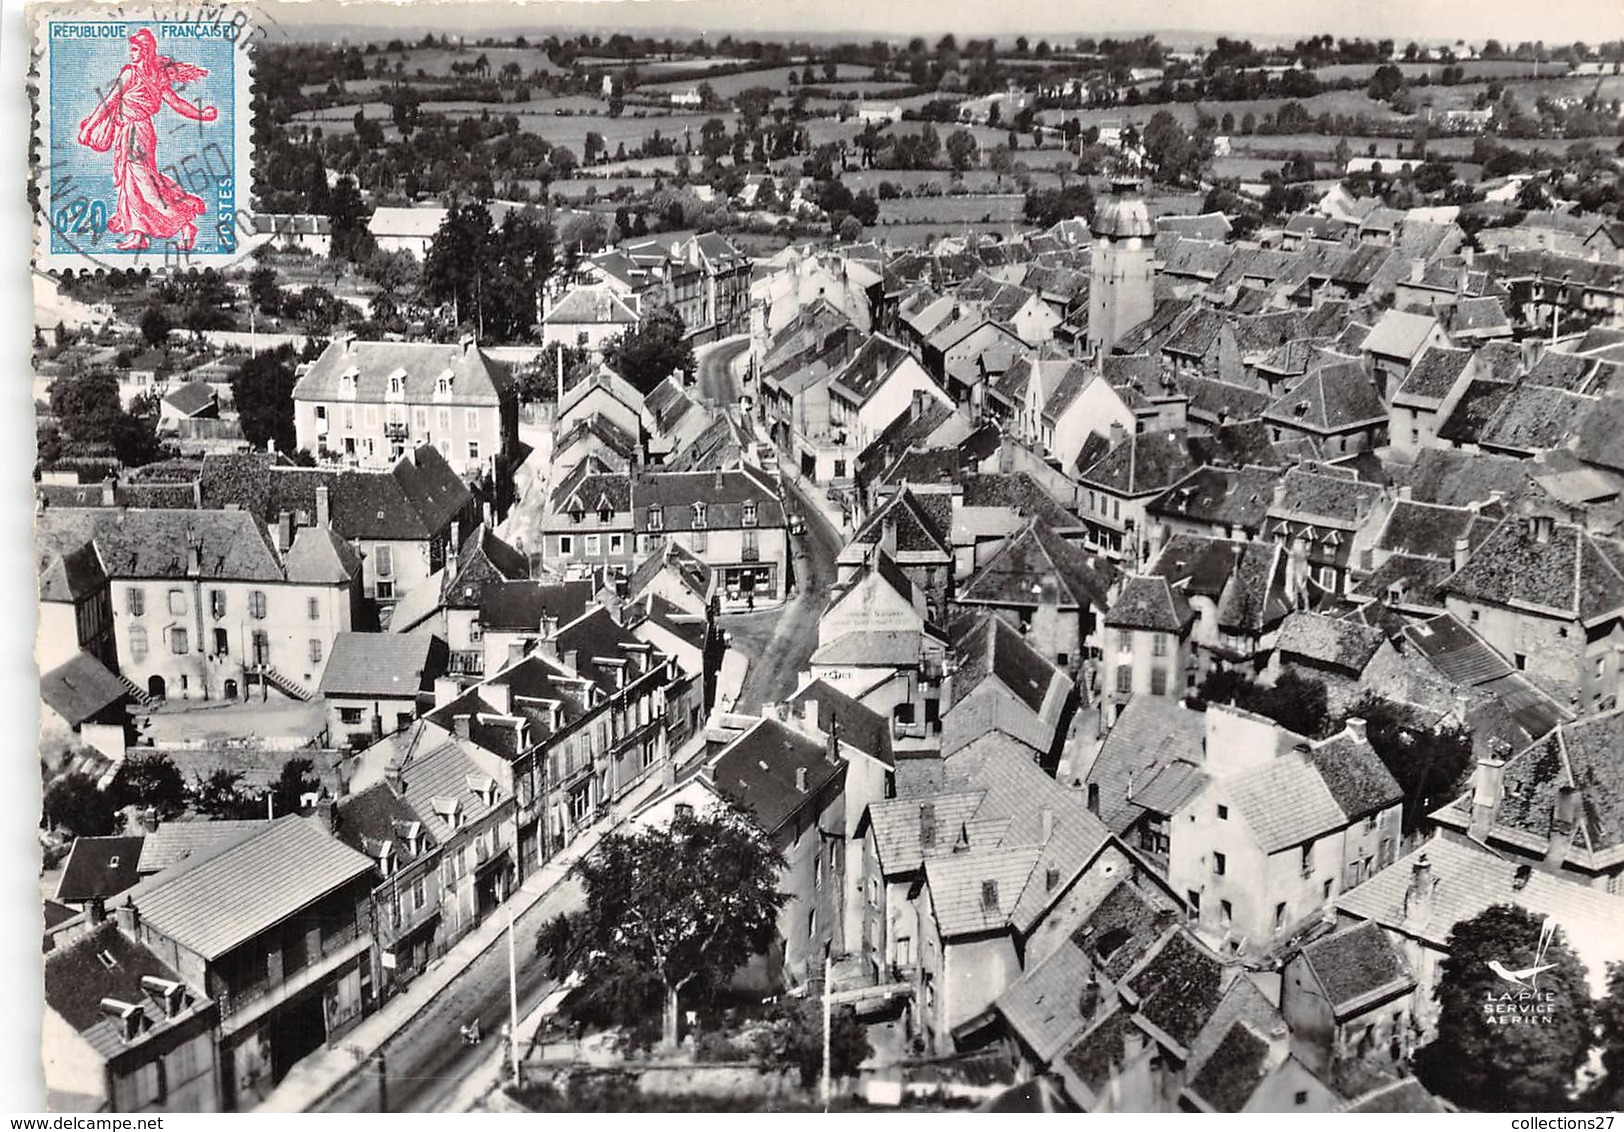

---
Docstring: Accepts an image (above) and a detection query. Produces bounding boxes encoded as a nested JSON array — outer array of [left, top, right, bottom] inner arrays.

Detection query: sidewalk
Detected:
[[257, 772, 671, 1113], [778, 463, 850, 542]]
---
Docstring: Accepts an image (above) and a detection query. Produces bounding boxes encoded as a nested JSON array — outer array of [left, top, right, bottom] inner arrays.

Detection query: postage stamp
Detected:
[[31, 4, 258, 273]]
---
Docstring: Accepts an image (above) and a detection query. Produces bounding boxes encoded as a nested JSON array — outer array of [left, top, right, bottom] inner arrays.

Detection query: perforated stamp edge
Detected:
[[29, 2, 260, 276]]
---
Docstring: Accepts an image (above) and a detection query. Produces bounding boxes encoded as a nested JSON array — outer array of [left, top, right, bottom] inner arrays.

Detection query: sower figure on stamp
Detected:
[[76, 28, 217, 251]]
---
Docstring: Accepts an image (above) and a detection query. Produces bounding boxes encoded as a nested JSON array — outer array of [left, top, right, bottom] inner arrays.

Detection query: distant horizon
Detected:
[[259, 0, 1623, 47]]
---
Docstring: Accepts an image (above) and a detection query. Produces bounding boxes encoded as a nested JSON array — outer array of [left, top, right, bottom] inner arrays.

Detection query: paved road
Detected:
[[725, 474, 844, 710], [694, 335, 749, 408], [313, 872, 584, 1113]]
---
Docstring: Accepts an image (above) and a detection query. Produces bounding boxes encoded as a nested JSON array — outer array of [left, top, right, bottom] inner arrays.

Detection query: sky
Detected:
[[259, 0, 1624, 46]]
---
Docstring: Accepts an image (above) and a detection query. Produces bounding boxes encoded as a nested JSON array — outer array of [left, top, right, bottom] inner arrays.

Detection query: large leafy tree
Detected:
[[757, 999, 873, 1087], [1588, 962, 1624, 1110], [269, 757, 322, 819], [1342, 692, 1474, 834], [231, 346, 301, 456], [190, 769, 264, 821], [110, 752, 188, 820], [47, 369, 162, 467], [536, 806, 787, 1048], [603, 304, 695, 395], [44, 773, 122, 838], [424, 201, 497, 331], [1414, 904, 1593, 1111], [1195, 668, 1329, 738], [424, 202, 554, 341]]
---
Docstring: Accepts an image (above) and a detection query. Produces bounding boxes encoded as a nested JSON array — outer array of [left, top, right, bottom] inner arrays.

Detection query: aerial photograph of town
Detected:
[[21, 0, 1624, 1114]]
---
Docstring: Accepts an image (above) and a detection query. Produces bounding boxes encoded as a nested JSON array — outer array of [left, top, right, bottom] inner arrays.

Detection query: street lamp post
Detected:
[[820, 954, 832, 1110], [507, 903, 523, 1087]]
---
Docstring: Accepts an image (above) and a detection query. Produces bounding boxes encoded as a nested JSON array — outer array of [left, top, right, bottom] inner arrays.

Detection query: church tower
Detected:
[[1086, 175, 1155, 357]]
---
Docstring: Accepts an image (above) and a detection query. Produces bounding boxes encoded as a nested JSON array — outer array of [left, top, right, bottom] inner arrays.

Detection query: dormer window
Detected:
[[742, 501, 757, 527], [692, 502, 707, 529], [599, 506, 614, 523], [387, 367, 406, 397], [339, 367, 360, 398], [648, 505, 664, 532], [571, 509, 585, 525]]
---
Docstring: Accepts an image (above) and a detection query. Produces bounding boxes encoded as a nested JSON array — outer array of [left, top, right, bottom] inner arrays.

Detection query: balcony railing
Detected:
[[741, 545, 760, 562]]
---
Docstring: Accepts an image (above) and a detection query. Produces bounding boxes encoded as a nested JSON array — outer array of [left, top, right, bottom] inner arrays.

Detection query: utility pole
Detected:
[[376, 1049, 388, 1113], [508, 904, 523, 1086], [820, 953, 832, 1111]]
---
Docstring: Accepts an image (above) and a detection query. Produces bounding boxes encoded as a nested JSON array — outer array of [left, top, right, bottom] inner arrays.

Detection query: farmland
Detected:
[[876, 195, 1026, 225], [636, 62, 890, 96]]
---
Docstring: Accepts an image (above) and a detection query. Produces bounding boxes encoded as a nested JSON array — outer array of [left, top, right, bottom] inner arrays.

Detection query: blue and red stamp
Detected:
[[33, 5, 258, 272]]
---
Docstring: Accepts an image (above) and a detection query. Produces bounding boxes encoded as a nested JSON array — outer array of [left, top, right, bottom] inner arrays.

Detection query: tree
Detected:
[[1588, 962, 1624, 1110], [327, 176, 374, 263], [945, 129, 978, 173], [424, 202, 497, 332], [1343, 693, 1473, 834], [248, 263, 285, 316], [44, 773, 121, 838], [190, 769, 263, 821], [1415, 904, 1593, 1110], [1023, 183, 1096, 228], [1195, 668, 1329, 737], [535, 806, 787, 1048], [231, 346, 300, 455], [757, 999, 873, 1086], [270, 757, 321, 819], [603, 304, 695, 394], [110, 752, 187, 820], [139, 306, 172, 350]]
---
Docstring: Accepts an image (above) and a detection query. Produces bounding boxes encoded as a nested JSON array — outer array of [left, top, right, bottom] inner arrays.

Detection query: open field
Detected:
[[637, 62, 888, 96], [876, 195, 1026, 224], [368, 45, 564, 77]]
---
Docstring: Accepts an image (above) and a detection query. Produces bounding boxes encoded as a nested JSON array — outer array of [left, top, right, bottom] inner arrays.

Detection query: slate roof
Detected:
[[1444, 516, 1624, 621], [1085, 697, 1206, 832], [846, 488, 952, 559], [1376, 500, 1487, 560], [1394, 345, 1473, 404], [546, 284, 639, 326], [39, 651, 129, 727], [161, 380, 217, 417], [925, 845, 1045, 937], [333, 780, 430, 867], [1079, 431, 1199, 497], [1181, 378, 1272, 426], [199, 445, 473, 542], [1296, 921, 1414, 1018], [950, 614, 1063, 716], [710, 717, 844, 836], [959, 473, 1079, 531], [634, 467, 784, 532], [1105, 575, 1194, 633], [1362, 310, 1438, 360], [1435, 379, 1515, 446], [44, 922, 206, 1061], [136, 821, 269, 876], [319, 632, 444, 699], [1477, 385, 1594, 454], [1336, 837, 1624, 996], [1122, 928, 1228, 1050], [643, 376, 700, 437], [1184, 1022, 1271, 1111], [554, 413, 640, 463], [56, 836, 145, 904], [1275, 612, 1386, 673], [1407, 448, 1531, 508], [36, 508, 284, 583], [1269, 466, 1384, 528], [788, 679, 893, 767], [37, 541, 109, 604], [1461, 710, 1624, 857], [1263, 360, 1385, 433], [1227, 749, 1348, 853], [958, 519, 1116, 612], [1347, 1078, 1448, 1114], [120, 816, 374, 961], [829, 334, 914, 406], [1146, 465, 1279, 534], [294, 339, 509, 405], [381, 728, 508, 844]]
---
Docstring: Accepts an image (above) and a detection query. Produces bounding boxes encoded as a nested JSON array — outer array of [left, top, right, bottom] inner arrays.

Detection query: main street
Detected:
[[694, 334, 750, 406], [311, 871, 584, 1113]]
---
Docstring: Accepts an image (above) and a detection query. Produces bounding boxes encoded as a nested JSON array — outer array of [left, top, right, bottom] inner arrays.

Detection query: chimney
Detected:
[[384, 762, 404, 795], [1462, 244, 1474, 267], [998, 435, 1015, 473], [114, 896, 140, 940], [1454, 691, 1472, 724], [101, 475, 117, 507], [434, 677, 460, 708], [453, 714, 472, 740], [1531, 514, 1554, 544], [277, 510, 294, 552], [1452, 535, 1470, 572], [372, 711, 384, 741], [1409, 258, 1425, 283], [911, 388, 926, 421], [802, 697, 819, 735], [1469, 756, 1506, 840], [562, 648, 580, 673], [507, 642, 528, 668], [1040, 808, 1054, 843], [714, 468, 725, 493], [540, 612, 559, 638], [1402, 854, 1436, 929], [1271, 480, 1287, 510], [86, 897, 107, 926], [486, 681, 512, 716], [920, 802, 937, 848], [795, 766, 809, 793], [315, 484, 331, 529], [1398, 484, 1412, 502], [315, 797, 336, 833], [1344, 717, 1367, 745], [460, 333, 476, 355], [1546, 785, 1582, 864], [1109, 421, 1126, 449], [447, 522, 461, 574], [880, 516, 898, 556], [980, 879, 999, 911]]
